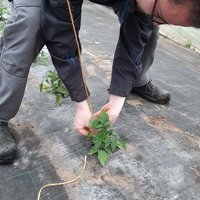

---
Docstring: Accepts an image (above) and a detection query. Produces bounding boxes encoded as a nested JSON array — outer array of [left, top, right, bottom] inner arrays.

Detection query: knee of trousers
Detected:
[[0, 68, 27, 121], [1, 6, 42, 78], [144, 26, 159, 52]]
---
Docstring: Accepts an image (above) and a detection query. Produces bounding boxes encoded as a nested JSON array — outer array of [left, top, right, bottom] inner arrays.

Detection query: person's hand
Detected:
[[94, 94, 125, 125], [74, 100, 92, 136]]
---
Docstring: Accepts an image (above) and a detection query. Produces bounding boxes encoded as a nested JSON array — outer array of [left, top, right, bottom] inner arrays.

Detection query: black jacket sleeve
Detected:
[[109, 0, 155, 97], [42, 0, 89, 102]]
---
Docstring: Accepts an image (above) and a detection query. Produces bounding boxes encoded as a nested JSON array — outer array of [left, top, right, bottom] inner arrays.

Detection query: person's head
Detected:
[[136, 0, 200, 27]]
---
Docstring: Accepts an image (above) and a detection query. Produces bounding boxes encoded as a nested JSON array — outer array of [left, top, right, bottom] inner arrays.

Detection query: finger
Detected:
[[101, 103, 112, 112], [93, 110, 101, 118], [78, 127, 89, 136], [93, 103, 112, 118]]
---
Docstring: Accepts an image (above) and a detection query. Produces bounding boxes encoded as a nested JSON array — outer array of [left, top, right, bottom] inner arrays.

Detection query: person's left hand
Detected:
[[74, 100, 92, 136]]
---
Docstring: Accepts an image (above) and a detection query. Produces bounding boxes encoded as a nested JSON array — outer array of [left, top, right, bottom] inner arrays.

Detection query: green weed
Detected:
[[184, 41, 192, 49], [0, 7, 10, 32], [40, 70, 69, 105], [35, 50, 49, 66], [88, 111, 126, 166]]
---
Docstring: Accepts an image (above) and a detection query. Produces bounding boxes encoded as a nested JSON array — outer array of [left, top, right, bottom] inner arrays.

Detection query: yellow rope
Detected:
[[37, 0, 93, 199], [37, 156, 87, 200]]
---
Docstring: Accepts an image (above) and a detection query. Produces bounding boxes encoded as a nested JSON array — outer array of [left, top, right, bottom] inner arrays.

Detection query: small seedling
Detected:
[[87, 110, 126, 166], [40, 70, 69, 105], [35, 50, 49, 66], [184, 41, 192, 49]]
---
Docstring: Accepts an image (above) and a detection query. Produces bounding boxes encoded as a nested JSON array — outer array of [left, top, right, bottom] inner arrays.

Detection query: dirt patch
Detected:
[[86, 64, 97, 76], [88, 172, 104, 185], [11, 121, 37, 143], [126, 99, 143, 107], [103, 174, 131, 187], [28, 76, 40, 84], [143, 116, 200, 147], [84, 51, 112, 80], [125, 142, 137, 151], [19, 103, 26, 110], [87, 168, 133, 189]]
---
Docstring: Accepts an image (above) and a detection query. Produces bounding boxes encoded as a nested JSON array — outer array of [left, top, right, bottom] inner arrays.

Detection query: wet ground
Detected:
[[0, 1, 200, 200]]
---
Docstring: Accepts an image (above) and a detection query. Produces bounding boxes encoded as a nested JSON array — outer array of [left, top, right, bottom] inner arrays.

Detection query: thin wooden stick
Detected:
[[65, 0, 93, 113]]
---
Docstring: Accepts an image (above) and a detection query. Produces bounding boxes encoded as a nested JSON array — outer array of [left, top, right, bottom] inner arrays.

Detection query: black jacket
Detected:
[[90, 0, 154, 97], [43, 0, 154, 102]]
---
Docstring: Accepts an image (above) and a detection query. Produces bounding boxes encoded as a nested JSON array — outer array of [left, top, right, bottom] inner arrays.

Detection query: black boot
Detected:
[[0, 122, 17, 164], [131, 81, 170, 104]]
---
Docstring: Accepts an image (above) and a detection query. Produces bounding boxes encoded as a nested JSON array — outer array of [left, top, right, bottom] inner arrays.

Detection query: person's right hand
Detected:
[[74, 100, 92, 136], [93, 94, 125, 125]]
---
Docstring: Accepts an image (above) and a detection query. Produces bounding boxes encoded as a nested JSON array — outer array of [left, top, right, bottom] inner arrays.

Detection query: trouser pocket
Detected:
[[1, 5, 42, 78]]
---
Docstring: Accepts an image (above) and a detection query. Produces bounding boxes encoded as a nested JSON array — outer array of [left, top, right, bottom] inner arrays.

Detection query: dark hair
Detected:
[[172, 0, 200, 28]]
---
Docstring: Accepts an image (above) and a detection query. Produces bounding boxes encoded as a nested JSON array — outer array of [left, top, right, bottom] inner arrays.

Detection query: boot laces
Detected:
[[145, 81, 154, 95]]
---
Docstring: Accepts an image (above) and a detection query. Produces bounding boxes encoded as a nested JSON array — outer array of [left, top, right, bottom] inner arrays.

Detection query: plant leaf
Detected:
[[89, 118, 99, 129], [104, 121, 111, 126], [43, 84, 50, 89], [99, 110, 109, 123], [104, 137, 111, 148], [57, 80, 62, 88], [111, 139, 117, 152], [92, 136, 102, 146], [117, 139, 126, 150], [88, 146, 99, 155], [112, 130, 119, 137], [98, 150, 108, 166], [39, 83, 43, 92], [95, 123, 104, 129], [107, 129, 113, 136], [104, 147, 112, 154], [58, 86, 68, 94], [56, 93, 62, 105], [88, 140, 102, 155]]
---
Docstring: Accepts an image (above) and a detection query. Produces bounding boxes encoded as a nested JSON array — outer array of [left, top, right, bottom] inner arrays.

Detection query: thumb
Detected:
[[102, 103, 112, 112], [93, 103, 112, 118]]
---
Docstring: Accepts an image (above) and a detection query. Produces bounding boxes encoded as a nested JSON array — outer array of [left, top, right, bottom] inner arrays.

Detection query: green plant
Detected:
[[0, 7, 10, 32], [35, 50, 49, 66], [40, 70, 69, 105], [87, 111, 126, 166], [184, 41, 192, 49]]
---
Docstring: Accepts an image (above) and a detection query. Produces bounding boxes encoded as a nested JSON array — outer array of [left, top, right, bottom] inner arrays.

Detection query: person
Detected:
[[91, 0, 200, 125], [0, 0, 88, 164], [0, 0, 199, 164]]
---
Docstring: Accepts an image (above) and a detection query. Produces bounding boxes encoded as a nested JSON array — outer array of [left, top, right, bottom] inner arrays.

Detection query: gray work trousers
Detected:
[[0, 0, 44, 122], [0, 0, 158, 122], [138, 26, 159, 87], [0, 0, 84, 122]]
